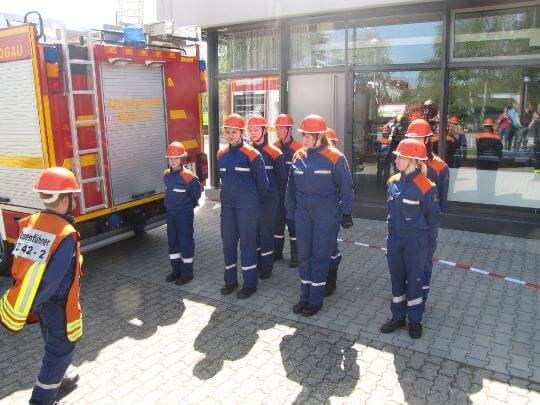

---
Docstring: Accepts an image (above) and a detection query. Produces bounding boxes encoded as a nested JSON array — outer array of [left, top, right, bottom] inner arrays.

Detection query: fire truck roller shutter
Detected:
[[100, 63, 168, 205], [0, 59, 45, 209]]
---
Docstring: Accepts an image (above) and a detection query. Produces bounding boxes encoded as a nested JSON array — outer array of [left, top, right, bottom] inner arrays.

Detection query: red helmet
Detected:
[[34, 167, 80, 195], [275, 114, 294, 127], [405, 119, 433, 138], [223, 113, 245, 130], [166, 141, 187, 158], [382, 124, 391, 135], [393, 139, 428, 160], [326, 128, 338, 144], [247, 114, 267, 127], [448, 116, 459, 124], [298, 114, 328, 133], [483, 118, 494, 126]]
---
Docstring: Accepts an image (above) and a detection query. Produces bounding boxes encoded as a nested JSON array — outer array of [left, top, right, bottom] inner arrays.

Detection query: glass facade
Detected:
[[209, 3, 540, 215]]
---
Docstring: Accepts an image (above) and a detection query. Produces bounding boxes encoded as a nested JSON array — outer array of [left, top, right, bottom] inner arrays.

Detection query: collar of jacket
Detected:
[[307, 143, 327, 155], [279, 136, 294, 148], [229, 140, 244, 151], [254, 140, 267, 152], [44, 209, 75, 225], [403, 168, 420, 183]]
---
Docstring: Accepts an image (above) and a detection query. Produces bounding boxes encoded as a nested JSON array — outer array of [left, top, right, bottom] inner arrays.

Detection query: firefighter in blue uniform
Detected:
[[217, 114, 269, 299], [273, 114, 302, 267], [380, 139, 441, 338], [286, 115, 354, 317], [247, 114, 287, 279], [404, 119, 448, 307], [163, 141, 202, 285]]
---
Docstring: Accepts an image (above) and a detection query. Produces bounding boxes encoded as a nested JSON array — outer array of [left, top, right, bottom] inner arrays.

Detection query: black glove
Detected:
[[341, 214, 353, 229]]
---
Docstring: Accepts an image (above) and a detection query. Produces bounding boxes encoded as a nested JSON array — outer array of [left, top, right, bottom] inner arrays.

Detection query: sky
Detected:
[[0, 0, 157, 29]]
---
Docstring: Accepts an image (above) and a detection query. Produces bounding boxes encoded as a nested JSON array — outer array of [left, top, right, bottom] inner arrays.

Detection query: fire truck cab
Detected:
[[0, 21, 208, 272]]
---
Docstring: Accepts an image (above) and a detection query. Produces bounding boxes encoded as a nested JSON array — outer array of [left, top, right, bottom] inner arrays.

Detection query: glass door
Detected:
[[352, 70, 440, 202]]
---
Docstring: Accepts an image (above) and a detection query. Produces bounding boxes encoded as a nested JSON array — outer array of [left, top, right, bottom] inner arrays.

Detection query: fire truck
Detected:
[[0, 21, 208, 273]]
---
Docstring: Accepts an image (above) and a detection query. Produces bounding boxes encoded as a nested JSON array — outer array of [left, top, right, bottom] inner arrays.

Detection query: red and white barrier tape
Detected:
[[337, 238, 540, 291]]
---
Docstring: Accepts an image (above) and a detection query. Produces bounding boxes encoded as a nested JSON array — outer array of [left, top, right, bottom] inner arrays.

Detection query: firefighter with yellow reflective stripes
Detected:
[[0, 167, 83, 404]]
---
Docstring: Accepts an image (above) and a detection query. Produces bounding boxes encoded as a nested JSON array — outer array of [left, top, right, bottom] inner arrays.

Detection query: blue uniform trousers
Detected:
[[386, 231, 427, 324], [30, 302, 76, 405], [221, 206, 259, 289], [166, 209, 195, 278], [423, 228, 438, 304], [258, 198, 278, 275], [274, 198, 296, 254], [295, 205, 340, 306]]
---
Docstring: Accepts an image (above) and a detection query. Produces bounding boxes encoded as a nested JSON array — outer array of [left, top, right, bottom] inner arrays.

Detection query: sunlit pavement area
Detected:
[[1, 198, 540, 404]]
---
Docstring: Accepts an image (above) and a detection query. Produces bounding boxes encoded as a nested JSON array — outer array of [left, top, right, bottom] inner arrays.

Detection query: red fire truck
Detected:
[[0, 22, 207, 272]]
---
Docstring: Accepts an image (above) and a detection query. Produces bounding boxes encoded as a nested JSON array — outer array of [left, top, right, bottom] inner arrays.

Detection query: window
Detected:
[[290, 21, 346, 68], [349, 18, 442, 65], [453, 5, 540, 59], [218, 28, 279, 73], [448, 67, 540, 208]]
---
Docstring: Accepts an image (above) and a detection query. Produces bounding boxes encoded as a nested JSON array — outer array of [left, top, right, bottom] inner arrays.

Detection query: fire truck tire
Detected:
[[0, 239, 13, 277]]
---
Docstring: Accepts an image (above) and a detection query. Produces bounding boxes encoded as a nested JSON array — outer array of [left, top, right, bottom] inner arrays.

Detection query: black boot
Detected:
[[292, 301, 307, 314], [289, 239, 299, 268], [56, 369, 80, 401], [325, 267, 337, 297], [175, 275, 194, 286], [301, 304, 322, 317], [273, 251, 283, 262], [165, 272, 180, 282], [259, 271, 271, 280], [220, 284, 238, 295], [237, 287, 257, 299], [380, 318, 406, 334], [409, 322, 422, 339]]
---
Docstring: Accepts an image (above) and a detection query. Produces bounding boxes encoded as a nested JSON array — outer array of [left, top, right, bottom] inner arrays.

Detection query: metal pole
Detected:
[[279, 22, 289, 113], [438, 3, 452, 161], [207, 30, 220, 189]]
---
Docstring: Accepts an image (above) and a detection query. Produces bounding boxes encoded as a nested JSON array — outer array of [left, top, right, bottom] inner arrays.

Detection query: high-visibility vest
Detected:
[[0, 212, 83, 342]]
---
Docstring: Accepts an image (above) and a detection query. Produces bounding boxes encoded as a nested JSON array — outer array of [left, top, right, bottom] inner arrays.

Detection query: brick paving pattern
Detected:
[[1, 199, 539, 404]]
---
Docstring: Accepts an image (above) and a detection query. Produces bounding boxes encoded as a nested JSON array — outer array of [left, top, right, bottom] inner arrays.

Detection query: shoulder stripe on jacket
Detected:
[[217, 146, 229, 160], [319, 146, 342, 165], [263, 143, 282, 160], [412, 173, 435, 195], [240, 145, 261, 162]]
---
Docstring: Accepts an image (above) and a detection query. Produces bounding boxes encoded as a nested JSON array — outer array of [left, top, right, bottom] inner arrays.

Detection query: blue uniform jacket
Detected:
[[426, 155, 449, 213], [217, 141, 269, 208], [274, 138, 303, 183], [254, 141, 287, 203], [387, 170, 441, 235], [163, 168, 202, 211], [31, 211, 76, 313], [285, 144, 354, 219]]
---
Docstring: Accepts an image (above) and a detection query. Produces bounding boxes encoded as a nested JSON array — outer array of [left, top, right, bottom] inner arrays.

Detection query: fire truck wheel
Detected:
[[0, 239, 13, 277]]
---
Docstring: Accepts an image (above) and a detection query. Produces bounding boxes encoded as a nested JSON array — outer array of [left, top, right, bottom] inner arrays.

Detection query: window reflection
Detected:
[[218, 29, 279, 73], [218, 76, 280, 147], [349, 19, 442, 65], [290, 22, 346, 68], [352, 71, 440, 200], [454, 6, 540, 59]]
